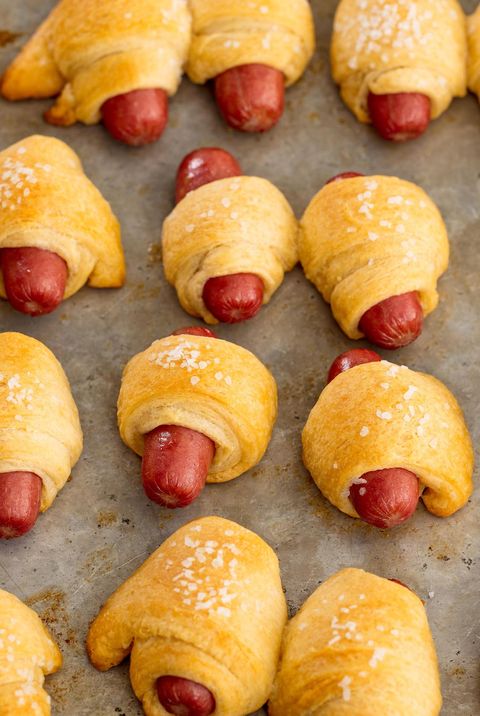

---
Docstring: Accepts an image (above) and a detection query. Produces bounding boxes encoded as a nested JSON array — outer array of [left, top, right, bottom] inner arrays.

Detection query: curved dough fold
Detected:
[[0, 588, 62, 716], [187, 0, 315, 86], [0, 135, 125, 300], [331, 0, 467, 122], [270, 568, 441, 716], [87, 516, 287, 716], [162, 176, 298, 324], [118, 334, 277, 483], [0, 332, 83, 511], [302, 361, 474, 519], [1, 0, 192, 126], [299, 175, 449, 339]]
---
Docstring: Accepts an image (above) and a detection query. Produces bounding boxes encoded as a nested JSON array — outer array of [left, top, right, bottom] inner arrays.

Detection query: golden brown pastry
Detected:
[[331, 0, 467, 141], [117, 332, 277, 508], [0, 135, 125, 316], [302, 358, 474, 528], [1, 0, 191, 130], [162, 176, 298, 324], [269, 568, 442, 715], [0, 332, 83, 538], [186, 0, 315, 132], [187, 0, 314, 87], [467, 5, 480, 102], [299, 174, 449, 348], [0, 588, 62, 715], [87, 516, 287, 716]]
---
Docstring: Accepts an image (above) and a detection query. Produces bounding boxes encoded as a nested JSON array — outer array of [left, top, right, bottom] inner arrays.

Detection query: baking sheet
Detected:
[[1, 1, 479, 714]]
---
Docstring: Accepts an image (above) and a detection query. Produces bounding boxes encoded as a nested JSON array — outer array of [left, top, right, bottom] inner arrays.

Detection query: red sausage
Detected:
[[157, 676, 215, 716], [175, 148, 242, 204], [171, 326, 218, 338], [203, 273, 264, 323], [359, 292, 424, 350], [367, 92, 431, 142], [327, 348, 381, 383], [101, 89, 168, 146], [214, 64, 285, 132], [0, 472, 42, 539], [1, 247, 68, 316], [141, 426, 215, 508], [325, 172, 364, 185], [349, 468, 420, 529]]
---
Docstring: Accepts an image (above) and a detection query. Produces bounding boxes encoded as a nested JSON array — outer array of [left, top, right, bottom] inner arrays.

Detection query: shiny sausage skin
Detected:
[[202, 273, 264, 323], [325, 171, 364, 184], [156, 676, 216, 716], [214, 64, 285, 132], [1, 247, 68, 316], [349, 468, 420, 529], [101, 88, 168, 146], [0, 472, 42, 539], [171, 326, 218, 338], [141, 425, 215, 508], [327, 348, 381, 383], [359, 291, 424, 350], [175, 148, 242, 204], [367, 92, 431, 142]]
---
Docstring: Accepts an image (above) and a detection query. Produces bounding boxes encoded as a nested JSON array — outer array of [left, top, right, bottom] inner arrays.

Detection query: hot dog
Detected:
[[175, 148, 265, 323], [367, 92, 431, 142], [141, 327, 217, 509], [214, 64, 285, 132], [175, 148, 242, 204], [327, 348, 381, 384], [156, 676, 216, 716], [328, 349, 420, 529], [0, 471, 42, 539], [101, 88, 168, 146], [141, 424, 215, 508], [359, 291, 424, 350], [324, 173, 425, 349], [1, 246, 68, 316]]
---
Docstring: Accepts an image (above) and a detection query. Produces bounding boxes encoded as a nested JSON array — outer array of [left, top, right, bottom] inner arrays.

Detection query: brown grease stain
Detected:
[[128, 282, 161, 302], [25, 588, 77, 649], [97, 510, 118, 528], [147, 242, 163, 265], [450, 666, 466, 678], [48, 669, 83, 708], [82, 546, 115, 581], [0, 30, 22, 47]]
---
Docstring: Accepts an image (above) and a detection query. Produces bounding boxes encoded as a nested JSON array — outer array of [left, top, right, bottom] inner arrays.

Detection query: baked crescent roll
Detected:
[[331, 0, 467, 123], [0, 588, 62, 716], [118, 333, 277, 483], [302, 360, 474, 520], [467, 5, 480, 101], [87, 516, 287, 716], [1, 0, 192, 127], [0, 332, 83, 512], [0, 135, 125, 300], [269, 568, 441, 715], [299, 175, 449, 340], [186, 0, 315, 86], [162, 176, 298, 324]]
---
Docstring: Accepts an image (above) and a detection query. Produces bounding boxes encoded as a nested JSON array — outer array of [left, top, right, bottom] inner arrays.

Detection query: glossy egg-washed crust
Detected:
[[87, 516, 287, 716], [0, 136, 125, 299], [467, 5, 480, 99], [0, 588, 62, 716], [331, 0, 467, 123], [299, 175, 449, 340], [118, 334, 277, 483], [0, 332, 83, 512], [269, 568, 441, 715], [302, 361, 474, 520], [186, 0, 315, 86], [0, 0, 192, 126], [162, 176, 298, 324]]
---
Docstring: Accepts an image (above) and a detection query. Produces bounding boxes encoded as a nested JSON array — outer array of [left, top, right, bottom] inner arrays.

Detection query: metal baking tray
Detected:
[[1, 1, 479, 714]]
